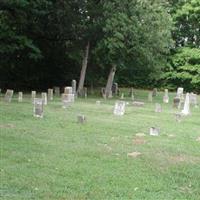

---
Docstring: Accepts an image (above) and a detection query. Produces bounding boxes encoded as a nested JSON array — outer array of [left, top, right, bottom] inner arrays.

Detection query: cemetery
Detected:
[[0, 0, 200, 199]]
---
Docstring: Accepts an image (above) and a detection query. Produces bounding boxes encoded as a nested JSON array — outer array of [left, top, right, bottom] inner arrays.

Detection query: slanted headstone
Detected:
[[54, 87, 60, 96], [31, 91, 36, 103], [48, 89, 53, 100], [148, 92, 153, 102], [77, 115, 86, 124], [152, 88, 157, 97], [181, 93, 190, 115], [163, 89, 169, 103], [150, 127, 160, 136], [41, 92, 47, 105], [113, 101, 126, 116], [132, 101, 144, 107], [173, 97, 181, 108], [18, 92, 23, 102], [33, 98, 43, 118], [155, 103, 162, 113], [72, 80, 77, 96], [4, 89, 14, 103]]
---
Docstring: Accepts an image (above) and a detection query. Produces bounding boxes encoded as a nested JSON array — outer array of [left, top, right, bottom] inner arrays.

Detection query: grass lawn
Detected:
[[0, 90, 200, 200]]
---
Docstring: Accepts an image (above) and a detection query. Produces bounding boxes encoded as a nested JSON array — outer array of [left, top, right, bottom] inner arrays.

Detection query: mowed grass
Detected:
[[0, 90, 200, 200]]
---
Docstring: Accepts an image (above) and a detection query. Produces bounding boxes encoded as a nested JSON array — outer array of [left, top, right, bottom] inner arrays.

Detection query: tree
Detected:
[[95, 0, 173, 97]]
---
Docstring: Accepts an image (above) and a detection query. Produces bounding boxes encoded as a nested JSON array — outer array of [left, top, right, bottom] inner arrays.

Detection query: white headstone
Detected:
[[62, 93, 74, 108], [113, 101, 126, 116], [33, 98, 44, 118], [163, 89, 169, 103], [64, 87, 73, 94], [4, 89, 14, 102], [177, 87, 184, 97], [181, 93, 190, 115], [18, 92, 23, 102], [41, 92, 47, 105], [150, 127, 160, 136]]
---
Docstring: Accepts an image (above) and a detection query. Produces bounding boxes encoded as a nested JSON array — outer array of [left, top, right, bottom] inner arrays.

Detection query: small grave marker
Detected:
[[33, 98, 44, 118]]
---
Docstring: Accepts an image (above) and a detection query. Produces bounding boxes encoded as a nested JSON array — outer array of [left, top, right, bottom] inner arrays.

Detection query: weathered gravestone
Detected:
[[41, 92, 47, 105], [112, 82, 118, 96], [150, 127, 160, 136], [77, 115, 86, 124], [62, 93, 74, 108], [54, 87, 60, 96], [163, 89, 169, 103], [181, 93, 190, 115], [177, 87, 184, 98], [190, 93, 198, 107], [4, 89, 14, 103], [48, 89, 53, 100], [148, 92, 153, 102], [173, 97, 181, 108], [152, 88, 157, 97], [155, 103, 162, 113], [113, 101, 126, 116], [132, 101, 145, 107], [64, 87, 73, 94], [18, 92, 23, 102], [71, 80, 77, 96], [31, 91, 36, 103], [33, 98, 44, 118]]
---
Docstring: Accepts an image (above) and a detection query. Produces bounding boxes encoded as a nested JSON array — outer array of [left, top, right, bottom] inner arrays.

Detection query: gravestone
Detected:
[[41, 92, 47, 105], [163, 89, 169, 103], [120, 93, 124, 100], [113, 101, 126, 116], [130, 88, 134, 100], [155, 103, 162, 113], [72, 80, 77, 96], [33, 98, 44, 118], [181, 93, 190, 115], [64, 87, 73, 94], [150, 127, 160, 136], [18, 92, 23, 102], [96, 100, 101, 105], [132, 101, 145, 107], [62, 93, 74, 108], [173, 97, 181, 108], [77, 115, 86, 124], [152, 88, 157, 97], [31, 91, 36, 103], [48, 89, 53, 100], [112, 82, 118, 96], [148, 92, 153, 102], [4, 89, 14, 103], [190, 93, 198, 107], [177, 87, 184, 97], [54, 87, 60, 96]]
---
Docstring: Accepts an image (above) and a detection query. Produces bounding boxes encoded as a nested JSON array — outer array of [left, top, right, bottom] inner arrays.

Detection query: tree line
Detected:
[[0, 0, 199, 93]]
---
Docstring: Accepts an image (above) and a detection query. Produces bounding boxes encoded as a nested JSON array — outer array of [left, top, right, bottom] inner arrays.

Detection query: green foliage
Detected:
[[162, 47, 200, 92]]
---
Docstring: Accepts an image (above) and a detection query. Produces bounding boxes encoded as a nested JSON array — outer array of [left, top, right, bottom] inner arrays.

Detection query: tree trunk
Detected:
[[77, 41, 90, 96], [105, 65, 116, 98]]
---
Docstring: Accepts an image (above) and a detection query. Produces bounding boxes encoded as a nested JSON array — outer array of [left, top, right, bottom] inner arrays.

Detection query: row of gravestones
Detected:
[[113, 87, 199, 118]]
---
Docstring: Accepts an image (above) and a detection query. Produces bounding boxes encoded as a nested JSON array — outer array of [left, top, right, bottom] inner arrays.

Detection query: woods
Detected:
[[0, 0, 199, 92]]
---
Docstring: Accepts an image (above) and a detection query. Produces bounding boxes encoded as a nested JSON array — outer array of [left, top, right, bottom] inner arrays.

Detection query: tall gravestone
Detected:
[[18, 92, 23, 102], [41, 92, 47, 105], [31, 91, 36, 103], [54, 87, 60, 96], [163, 89, 169, 103], [113, 101, 126, 116], [148, 91, 153, 102], [48, 89, 53, 100], [181, 93, 190, 115], [33, 98, 44, 118], [4, 89, 14, 103], [72, 80, 77, 96]]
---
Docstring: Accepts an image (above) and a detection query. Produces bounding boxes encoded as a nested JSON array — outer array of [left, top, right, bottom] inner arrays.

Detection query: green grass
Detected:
[[0, 90, 200, 200]]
